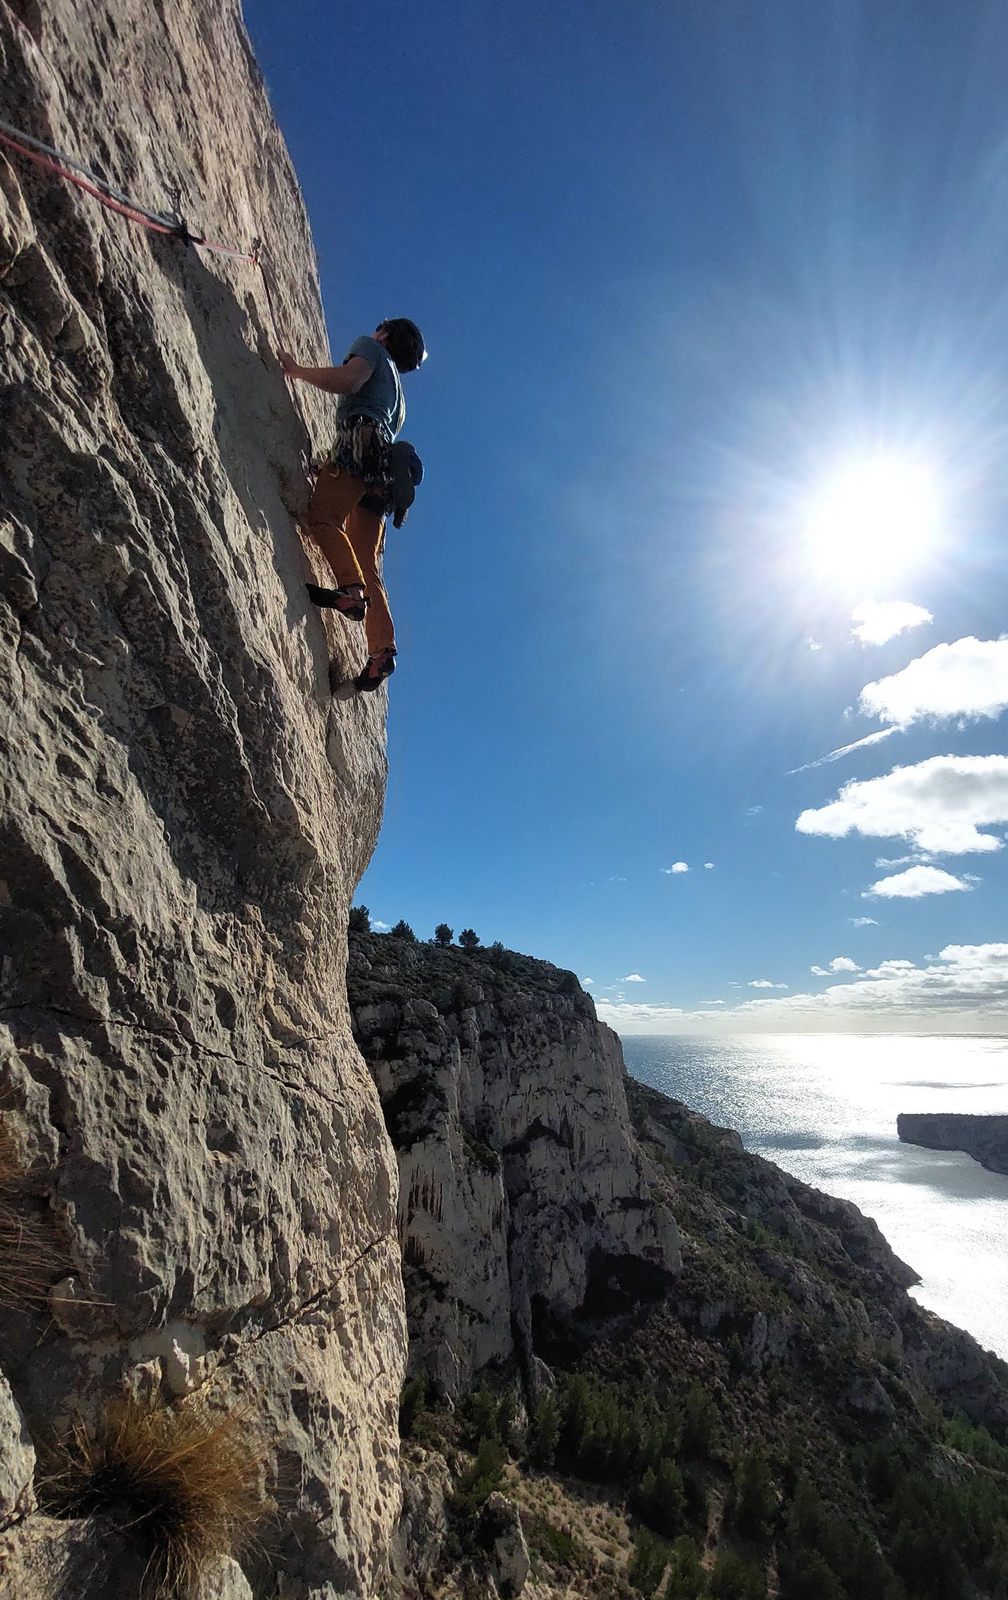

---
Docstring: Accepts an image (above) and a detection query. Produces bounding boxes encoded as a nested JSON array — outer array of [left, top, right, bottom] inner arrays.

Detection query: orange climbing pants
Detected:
[[302, 466, 395, 654]]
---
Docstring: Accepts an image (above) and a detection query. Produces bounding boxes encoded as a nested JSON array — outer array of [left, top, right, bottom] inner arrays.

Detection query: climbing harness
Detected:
[[0, 117, 259, 262]]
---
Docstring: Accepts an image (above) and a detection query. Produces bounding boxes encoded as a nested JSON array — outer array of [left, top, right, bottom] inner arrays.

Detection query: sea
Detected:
[[621, 1034, 1008, 1362]]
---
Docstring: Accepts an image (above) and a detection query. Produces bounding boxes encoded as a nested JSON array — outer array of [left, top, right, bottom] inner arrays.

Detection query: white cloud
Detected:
[[582, 977, 594, 986], [796, 755, 1008, 855], [702, 999, 726, 1005], [807, 638, 823, 652], [864, 865, 970, 898], [749, 979, 788, 989], [661, 862, 690, 874], [600, 946, 1008, 1034], [859, 636, 1008, 727], [737, 943, 1008, 1022], [372, 919, 390, 931], [851, 600, 933, 646], [622, 973, 646, 983], [704, 862, 715, 870], [595, 1000, 689, 1031], [850, 916, 878, 926], [810, 956, 861, 975]]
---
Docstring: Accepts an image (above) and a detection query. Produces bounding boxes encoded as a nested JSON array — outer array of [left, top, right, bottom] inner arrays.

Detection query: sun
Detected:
[[803, 455, 941, 584]]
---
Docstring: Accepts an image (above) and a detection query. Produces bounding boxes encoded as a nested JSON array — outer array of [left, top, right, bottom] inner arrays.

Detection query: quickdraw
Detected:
[[0, 116, 259, 263]]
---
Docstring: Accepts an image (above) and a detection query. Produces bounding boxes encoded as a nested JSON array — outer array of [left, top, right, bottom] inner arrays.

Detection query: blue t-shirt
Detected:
[[335, 335, 404, 438]]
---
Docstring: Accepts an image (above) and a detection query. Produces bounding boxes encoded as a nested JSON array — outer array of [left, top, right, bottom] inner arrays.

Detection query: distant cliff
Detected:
[[348, 932, 680, 1398], [352, 930, 1008, 1600], [898, 1113, 1008, 1175]]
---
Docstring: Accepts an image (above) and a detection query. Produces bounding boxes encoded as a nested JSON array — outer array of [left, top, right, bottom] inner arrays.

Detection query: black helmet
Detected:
[[379, 318, 427, 373]]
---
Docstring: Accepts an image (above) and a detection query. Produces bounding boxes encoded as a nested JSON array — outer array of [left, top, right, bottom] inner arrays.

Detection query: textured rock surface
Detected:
[[390, 1445, 452, 1589], [898, 1112, 1008, 1175], [0, 1372, 33, 1530], [0, 1, 405, 1592], [349, 935, 681, 1398], [477, 1493, 530, 1599]]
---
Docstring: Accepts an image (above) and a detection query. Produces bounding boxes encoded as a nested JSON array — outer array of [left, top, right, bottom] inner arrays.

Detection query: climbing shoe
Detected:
[[354, 648, 396, 693], [305, 582, 368, 621]]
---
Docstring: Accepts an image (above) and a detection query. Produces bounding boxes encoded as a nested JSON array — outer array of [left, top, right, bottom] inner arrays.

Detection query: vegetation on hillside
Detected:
[[347, 925, 592, 1018], [402, 1368, 1008, 1599], [362, 932, 1008, 1599]]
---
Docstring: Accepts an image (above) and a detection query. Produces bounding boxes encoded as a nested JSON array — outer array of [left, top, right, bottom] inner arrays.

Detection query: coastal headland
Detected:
[[898, 1113, 1008, 1176]]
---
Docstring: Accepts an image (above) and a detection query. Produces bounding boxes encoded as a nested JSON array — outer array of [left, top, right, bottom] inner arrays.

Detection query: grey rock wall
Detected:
[[349, 940, 681, 1398], [0, 1, 405, 1593]]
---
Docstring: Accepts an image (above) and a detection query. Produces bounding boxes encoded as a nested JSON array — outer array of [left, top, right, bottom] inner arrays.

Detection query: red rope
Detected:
[[0, 126, 259, 262]]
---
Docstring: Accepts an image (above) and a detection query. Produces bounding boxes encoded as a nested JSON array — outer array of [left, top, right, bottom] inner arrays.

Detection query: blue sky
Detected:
[[244, 1, 1008, 1032]]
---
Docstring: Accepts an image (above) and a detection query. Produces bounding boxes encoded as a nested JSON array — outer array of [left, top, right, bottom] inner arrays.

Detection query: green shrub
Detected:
[[782, 1474, 901, 1598], [662, 1536, 705, 1600], [448, 1435, 506, 1546], [459, 928, 480, 950], [485, 940, 517, 971], [348, 904, 370, 933], [635, 1456, 686, 1537], [461, 1387, 502, 1447], [434, 923, 454, 946], [943, 1411, 1008, 1470], [527, 1391, 560, 1467], [399, 1374, 429, 1437], [461, 1127, 501, 1175], [726, 1447, 775, 1541], [553, 1375, 681, 1489], [451, 978, 479, 1012], [889, 1511, 966, 1600], [778, 1547, 844, 1600], [628, 1528, 670, 1596], [708, 1550, 767, 1600], [389, 919, 417, 942], [681, 1384, 719, 1460], [524, 1512, 577, 1569]]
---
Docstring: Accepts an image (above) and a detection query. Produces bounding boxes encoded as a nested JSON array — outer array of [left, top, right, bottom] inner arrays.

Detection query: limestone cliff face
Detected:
[[0, 3, 405, 1595], [348, 935, 681, 1399], [898, 1112, 1008, 1176]]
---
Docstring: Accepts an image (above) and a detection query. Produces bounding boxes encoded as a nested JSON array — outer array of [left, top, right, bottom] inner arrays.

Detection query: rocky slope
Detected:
[[1, 3, 404, 1595], [898, 1112, 1008, 1175], [350, 931, 1008, 1600], [348, 933, 681, 1400]]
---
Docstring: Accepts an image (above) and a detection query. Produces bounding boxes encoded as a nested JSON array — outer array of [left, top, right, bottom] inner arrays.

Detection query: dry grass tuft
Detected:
[[41, 1395, 266, 1597], [0, 1113, 67, 1308]]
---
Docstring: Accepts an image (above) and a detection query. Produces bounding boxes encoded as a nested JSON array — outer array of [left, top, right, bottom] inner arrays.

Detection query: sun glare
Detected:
[[803, 456, 941, 584]]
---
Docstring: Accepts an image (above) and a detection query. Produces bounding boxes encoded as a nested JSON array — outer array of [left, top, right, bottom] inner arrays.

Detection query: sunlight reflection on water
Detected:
[[621, 1033, 1008, 1360]]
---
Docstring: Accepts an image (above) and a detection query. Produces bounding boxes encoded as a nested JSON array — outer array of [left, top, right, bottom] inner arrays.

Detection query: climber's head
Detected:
[[376, 318, 427, 374]]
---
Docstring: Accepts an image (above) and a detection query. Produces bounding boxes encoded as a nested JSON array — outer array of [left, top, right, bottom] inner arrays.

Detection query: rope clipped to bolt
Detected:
[[0, 117, 318, 451], [0, 116, 260, 262]]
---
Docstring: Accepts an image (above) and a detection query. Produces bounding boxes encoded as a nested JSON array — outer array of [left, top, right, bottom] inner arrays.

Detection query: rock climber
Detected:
[[278, 317, 426, 691]]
